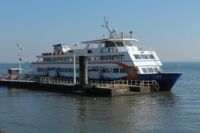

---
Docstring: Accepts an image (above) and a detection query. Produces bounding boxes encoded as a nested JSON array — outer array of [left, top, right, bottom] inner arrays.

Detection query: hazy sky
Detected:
[[0, 0, 200, 62]]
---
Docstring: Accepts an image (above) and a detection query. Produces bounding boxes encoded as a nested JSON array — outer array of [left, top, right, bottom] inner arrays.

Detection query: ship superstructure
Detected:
[[32, 19, 181, 91]]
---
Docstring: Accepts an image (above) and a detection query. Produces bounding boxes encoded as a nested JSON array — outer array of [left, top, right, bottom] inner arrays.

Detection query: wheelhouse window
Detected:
[[105, 41, 115, 47], [115, 41, 124, 47], [124, 41, 133, 46]]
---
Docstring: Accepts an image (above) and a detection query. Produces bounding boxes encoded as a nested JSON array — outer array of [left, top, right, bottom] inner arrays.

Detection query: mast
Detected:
[[73, 44, 77, 85], [17, 43, 23, 79], [102, 17, 117, 38]]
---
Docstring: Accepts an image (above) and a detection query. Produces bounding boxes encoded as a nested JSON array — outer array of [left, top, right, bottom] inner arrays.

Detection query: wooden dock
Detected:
[[0, 77, 159, 96], [0, 56, 160, 96]]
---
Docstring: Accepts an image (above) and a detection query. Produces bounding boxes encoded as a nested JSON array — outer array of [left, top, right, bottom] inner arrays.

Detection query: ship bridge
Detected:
[[81, 17, 139, 52], [81, 36, 139, 53]]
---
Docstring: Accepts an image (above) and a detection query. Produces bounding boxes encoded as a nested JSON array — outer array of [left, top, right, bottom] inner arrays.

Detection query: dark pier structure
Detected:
[[0, 56, 159, 97]]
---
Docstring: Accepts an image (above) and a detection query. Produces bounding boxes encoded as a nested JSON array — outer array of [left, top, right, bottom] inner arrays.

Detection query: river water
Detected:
[[0, 62, 200, 133]]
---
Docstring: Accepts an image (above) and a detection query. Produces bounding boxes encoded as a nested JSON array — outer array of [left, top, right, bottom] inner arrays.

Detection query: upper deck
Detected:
[[81, 34, 138, 44]]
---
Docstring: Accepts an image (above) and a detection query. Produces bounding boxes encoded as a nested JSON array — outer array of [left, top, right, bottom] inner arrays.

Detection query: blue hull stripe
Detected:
[[138, 73, 182, 91]]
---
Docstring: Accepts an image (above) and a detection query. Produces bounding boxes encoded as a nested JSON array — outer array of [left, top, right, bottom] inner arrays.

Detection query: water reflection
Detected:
[[75, 92, 179, 133], [1, 86, 198, 133], [154, 92, 179, 107], [0, 87, 22, 97], [77, 98, 87, 122]]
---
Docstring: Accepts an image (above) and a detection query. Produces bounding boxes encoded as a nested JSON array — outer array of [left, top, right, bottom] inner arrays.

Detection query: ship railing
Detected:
[[40, 77, 80, 85], [0, 74, 9, 80], [113, 33, 131, 39], [39, 77, 159, 91], [151, 80, 160, 92], [89, 80, 159, 90]]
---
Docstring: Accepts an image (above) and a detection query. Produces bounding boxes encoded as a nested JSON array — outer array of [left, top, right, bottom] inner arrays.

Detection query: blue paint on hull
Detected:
[[138, 73, 182, 91], [53, 72, 182, 91]]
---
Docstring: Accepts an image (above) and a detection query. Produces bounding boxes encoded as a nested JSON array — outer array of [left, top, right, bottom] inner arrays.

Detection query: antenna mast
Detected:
[[102, 17, 117, 38], [17, 43, 23, 79]]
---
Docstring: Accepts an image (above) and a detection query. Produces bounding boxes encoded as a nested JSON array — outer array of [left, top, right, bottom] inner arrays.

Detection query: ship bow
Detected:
[[138, 73, 182, 91]]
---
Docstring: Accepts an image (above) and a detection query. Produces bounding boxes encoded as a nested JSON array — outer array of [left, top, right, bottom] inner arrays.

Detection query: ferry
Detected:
[[32, 18, 182, 91]]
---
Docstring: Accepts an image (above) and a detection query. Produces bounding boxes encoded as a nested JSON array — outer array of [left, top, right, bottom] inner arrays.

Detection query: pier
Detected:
[[0, 77, 159, 96], [0, 55, 160, 96]]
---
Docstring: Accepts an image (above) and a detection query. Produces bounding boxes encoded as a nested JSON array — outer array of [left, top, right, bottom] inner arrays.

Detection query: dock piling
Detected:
[[79, 56, 88, 85]]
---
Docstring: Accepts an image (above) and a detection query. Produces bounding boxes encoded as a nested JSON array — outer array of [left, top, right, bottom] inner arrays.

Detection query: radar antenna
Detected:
[[17, 43, 23, 79], [102, 17, 117, 38]]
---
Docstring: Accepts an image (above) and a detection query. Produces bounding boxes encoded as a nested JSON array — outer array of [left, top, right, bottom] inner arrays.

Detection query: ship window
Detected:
[[94, 56, 99, 61], [141, 54, 148, 59], [134, 55, 141, 59], [113, 68, 119, 73], [46, 58, 52, 61], [37, 68, 47, 72], [88, 50, 92, 53], [147, 68, 154, 73], [69, 57, 73, 62], [69, 68, 73, 72], [113, 55, 118, 60], [76, 57, 79, 61], [100, 56, 105, 60], [120, 68, 127, 73], [91, 57, 94, 61], [89, 67, 99, 72], [142, 68, 147, 73], [124, 41, 133, 46], [134, 54, 155, 60], [107, 56, 110, 60], [105, 41, 115, 47], [118, 55, 124, 60], [65, 68, 69, 72], [147, 54, 155, 59], [102, 68, 111, 73], [102, 68, 106, 73], [115, 41, 124, 47], [153, 68, 159, 73], [100, 55, 124, 61], [69, 50, 73, 53], [57, 68, 61, 72]]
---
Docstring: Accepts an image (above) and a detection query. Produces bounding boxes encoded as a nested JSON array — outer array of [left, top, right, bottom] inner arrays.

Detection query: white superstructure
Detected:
[[32, 19, 162, 80]]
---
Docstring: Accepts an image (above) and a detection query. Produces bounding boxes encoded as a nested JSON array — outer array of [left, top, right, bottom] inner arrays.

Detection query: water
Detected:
[[0, 62, 200, 133], [0, 63, 32, 75]]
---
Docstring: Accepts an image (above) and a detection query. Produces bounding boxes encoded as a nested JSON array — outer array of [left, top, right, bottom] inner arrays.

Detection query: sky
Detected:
[[0, 0, 200, 62]]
